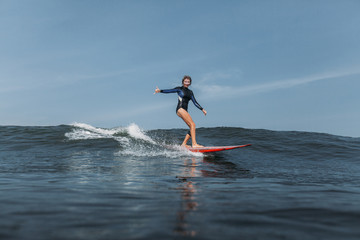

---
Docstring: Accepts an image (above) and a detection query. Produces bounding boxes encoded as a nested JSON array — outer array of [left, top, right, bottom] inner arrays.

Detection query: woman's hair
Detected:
[[182, 75, 192, 85]]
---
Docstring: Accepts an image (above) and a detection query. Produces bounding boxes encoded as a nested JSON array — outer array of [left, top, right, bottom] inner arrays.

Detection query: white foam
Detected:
[[65, 122, 129, 145], [65, 122, 158, 146], [120, 145, 203, 158], [65, 122, 203, 158], [70, 122, 124, 136], [127, 123, 156, 144], [65, 129, 104, 140]]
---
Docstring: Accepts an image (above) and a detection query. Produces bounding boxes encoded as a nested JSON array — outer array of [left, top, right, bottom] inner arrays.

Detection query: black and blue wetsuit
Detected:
[[160, 86, 203, 113]]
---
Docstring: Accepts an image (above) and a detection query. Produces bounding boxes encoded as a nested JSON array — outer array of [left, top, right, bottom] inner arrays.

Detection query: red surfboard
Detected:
[[187, 144, 251, 153]]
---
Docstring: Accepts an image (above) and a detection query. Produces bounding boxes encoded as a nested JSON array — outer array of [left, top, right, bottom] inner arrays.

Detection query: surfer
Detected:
[[154, 75, 207, 148]]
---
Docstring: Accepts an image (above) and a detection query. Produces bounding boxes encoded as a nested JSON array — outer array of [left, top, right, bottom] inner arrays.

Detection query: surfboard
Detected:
[[187, 144, 251, 153]]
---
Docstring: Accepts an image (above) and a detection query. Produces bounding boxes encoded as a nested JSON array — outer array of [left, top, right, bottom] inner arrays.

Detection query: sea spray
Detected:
[[65, 122, 202, 158], [127, 123, 156, 144]]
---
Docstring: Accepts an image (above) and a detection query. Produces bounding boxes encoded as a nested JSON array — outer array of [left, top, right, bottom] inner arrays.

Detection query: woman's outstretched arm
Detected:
[[154, 87, 180, 94], [154, 86, 161, 94]]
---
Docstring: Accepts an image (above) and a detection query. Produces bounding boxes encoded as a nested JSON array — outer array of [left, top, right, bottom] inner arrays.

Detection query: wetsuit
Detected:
[[160, 86, 203, 113]]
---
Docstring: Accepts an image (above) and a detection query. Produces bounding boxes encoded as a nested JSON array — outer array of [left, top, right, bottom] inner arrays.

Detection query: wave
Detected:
[[65, 122, 202, 158], [1, 123, 358, 160]]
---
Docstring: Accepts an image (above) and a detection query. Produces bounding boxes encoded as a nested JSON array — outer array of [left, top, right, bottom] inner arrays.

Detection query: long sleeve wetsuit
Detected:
[[160, 86, 203, 113]]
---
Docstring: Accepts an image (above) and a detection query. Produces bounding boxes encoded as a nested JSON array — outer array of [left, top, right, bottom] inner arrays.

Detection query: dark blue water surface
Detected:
[[1, 123, 360, 240]]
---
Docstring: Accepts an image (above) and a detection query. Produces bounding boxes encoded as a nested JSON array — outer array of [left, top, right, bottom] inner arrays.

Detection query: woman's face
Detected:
[[183, 79, 191, 87]]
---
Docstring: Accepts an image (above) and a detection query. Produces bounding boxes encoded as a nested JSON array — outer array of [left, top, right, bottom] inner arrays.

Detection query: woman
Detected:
[[154, 75, 207, 148]]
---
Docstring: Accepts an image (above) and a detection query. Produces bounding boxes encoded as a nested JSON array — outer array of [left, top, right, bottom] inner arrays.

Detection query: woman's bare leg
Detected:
[[181, 134, 191, 147], [177, 108, 203, 148]]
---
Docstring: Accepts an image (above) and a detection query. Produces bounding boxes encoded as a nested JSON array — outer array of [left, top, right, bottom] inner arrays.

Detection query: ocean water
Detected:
[[0, 123, 360, 240]]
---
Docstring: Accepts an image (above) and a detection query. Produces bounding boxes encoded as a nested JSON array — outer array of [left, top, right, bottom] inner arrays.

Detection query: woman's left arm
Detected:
[[191, 92, 206, 115]]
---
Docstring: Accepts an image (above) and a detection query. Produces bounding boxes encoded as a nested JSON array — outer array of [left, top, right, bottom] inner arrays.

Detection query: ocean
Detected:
[[0, 123, 359, 240]]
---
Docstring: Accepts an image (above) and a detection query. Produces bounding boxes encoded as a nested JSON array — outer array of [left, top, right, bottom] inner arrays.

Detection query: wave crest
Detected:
[[65, 122, 201, 158]]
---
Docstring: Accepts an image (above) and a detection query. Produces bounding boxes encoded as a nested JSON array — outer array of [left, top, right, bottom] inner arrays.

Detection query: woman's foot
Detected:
[[192, 144, 204, 148], [181, 144, 190, 148]]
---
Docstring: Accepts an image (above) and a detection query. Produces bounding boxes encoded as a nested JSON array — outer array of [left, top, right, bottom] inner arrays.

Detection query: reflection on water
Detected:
[[175, 157, 199, 237], [174, 156, 251, 237]]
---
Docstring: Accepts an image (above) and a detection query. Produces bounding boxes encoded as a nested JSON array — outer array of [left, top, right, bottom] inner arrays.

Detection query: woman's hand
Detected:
[[154, 86, 160, 94], [202, 109, 207, 116]]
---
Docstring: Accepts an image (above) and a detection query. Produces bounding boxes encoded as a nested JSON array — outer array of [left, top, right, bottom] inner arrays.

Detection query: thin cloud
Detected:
[[196, 68, 360, 100]]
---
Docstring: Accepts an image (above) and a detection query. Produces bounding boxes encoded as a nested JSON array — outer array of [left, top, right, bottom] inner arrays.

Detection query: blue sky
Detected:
[[1, 0, 359, 137]]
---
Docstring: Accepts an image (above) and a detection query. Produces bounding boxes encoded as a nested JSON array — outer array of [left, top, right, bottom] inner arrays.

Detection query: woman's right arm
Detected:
[[154, 87, 179, 94], [154, 86, 161, 94]]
